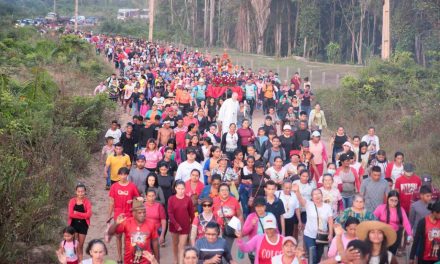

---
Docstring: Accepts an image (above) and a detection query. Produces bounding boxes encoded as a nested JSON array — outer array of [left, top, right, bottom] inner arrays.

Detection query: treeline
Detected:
[[316, 52, 440, 177], [4, 0, 439, 65], [0, 28, 112, 262], [153, 0, 440, 65]]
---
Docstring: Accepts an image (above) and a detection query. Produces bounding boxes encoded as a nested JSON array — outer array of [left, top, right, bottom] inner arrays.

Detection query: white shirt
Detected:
[[104, 128, 122, 144], [304, 200, 333, 239], [275, 190, 299, 219], [175, 160, 204, 184], [271, 254, 301, 264], [319, 187, 342, 216], [266, 167, 287, 183], [391, 164, 404, 184], [225, 132, 238, 151], [361, 134, 380, 152], [292, 180, 316, 212]]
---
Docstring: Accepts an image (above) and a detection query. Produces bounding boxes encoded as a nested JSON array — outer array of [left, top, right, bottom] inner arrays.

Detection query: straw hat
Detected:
[[356, 221, 397, 247]]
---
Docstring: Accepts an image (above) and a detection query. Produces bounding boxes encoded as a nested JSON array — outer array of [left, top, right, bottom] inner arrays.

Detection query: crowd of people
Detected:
[[55, 33, 440, 264]]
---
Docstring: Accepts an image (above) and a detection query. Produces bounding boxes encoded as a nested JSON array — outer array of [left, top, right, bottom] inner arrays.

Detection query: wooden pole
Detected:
[[148, 0, 155, 42], [381, 0, 391, 60], [74, 0, 78, 32]]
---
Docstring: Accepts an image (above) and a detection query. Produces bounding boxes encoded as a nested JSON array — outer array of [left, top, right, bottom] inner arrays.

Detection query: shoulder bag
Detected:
[[220, 206, 237, 238], [314, 204, 329, 244]]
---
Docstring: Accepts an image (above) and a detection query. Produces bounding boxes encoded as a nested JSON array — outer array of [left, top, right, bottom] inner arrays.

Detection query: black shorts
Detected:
[[71, 219, 89, 235], [293, 211, 307, 224]]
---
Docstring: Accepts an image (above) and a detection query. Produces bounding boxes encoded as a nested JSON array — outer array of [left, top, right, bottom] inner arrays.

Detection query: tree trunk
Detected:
[[372, 11, 377, 55], [303, 36, 307, 57], [331, 0, 336, 41], [204, 0, 208, 46], [209, 0, 215, 47], [293, 0, 300, 50], [149, 0, 155, 41], [251, 0, 272, 54], [74, 0, 78, 32], [274, 1, 281, 57], [192, 0, 197, 44], [217, 0, 221, 42], [170, 0, 174, 25], [287, 1, 291, 56]]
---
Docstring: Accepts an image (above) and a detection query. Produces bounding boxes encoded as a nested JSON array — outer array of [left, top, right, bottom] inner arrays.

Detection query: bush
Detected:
[[0, 28, 113, 262], [317, 53, 440, 178]]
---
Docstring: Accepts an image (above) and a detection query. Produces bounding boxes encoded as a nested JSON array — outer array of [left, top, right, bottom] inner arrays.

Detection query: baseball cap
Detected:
[[404, 163, 415, 173], [311, 131, 321, 137], [200, 197, 213, 204], [283, 124, 292, 130], [283, 236, 298, 246], [302, 140, 310, 148], [262, 214, 277, 229], [137, 155, 146, 160], [421, 174, 432, 185]]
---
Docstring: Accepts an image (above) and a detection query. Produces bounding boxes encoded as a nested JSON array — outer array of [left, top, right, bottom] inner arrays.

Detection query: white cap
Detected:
[[283, 124, 292, 130], [311, 131, 321, 137], [263, 214, 277, 229]]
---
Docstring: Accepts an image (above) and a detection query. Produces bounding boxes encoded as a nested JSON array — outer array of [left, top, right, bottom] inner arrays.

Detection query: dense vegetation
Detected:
[[3, 0, 439, 65], [0, 28, 113, 262], [317, 53, 440, 177]]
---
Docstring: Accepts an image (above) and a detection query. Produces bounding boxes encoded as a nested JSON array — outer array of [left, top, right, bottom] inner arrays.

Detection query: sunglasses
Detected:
[[202, 204, 212, 207]]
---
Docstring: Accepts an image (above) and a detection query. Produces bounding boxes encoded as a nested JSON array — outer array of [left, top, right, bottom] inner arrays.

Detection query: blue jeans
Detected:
[[304, 235, 325, 264], [301, 105, 311, 116], [239, 185, 251, 218], [342, 195, 354, 209], [106, 167, 111, 187]]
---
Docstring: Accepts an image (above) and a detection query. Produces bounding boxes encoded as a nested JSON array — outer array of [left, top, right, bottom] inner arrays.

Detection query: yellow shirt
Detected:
[[106, 154, 131, 181]]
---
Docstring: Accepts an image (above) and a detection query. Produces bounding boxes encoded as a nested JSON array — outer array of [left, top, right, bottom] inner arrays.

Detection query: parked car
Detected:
[[45, 12, 58, 22], [69, 16, 86, 24]]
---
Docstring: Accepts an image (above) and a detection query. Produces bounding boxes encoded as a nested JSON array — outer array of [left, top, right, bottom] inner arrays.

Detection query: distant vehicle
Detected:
[[45, 12, 58, 22], [15, 19, 34, 27], [85, 17, 98, 25], [70, 15, 86, 24], [117, 8, 149, 21]]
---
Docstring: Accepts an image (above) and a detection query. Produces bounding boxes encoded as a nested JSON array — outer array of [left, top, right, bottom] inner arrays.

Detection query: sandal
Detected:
[[117, 261, 123, 264]]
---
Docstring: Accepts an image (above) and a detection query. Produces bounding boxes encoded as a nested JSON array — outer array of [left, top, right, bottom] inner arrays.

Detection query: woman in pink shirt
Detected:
[[141, 138, 163, 171], [309, 131, 328, 182], [373, 190, 412, 255], [327, 217, 359, 259]]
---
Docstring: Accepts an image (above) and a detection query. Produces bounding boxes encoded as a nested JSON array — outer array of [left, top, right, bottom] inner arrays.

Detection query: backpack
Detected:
[[265, 148, 286, 164]]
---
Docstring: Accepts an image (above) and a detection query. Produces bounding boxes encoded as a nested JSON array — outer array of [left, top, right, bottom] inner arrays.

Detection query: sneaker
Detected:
[[105, 185, 110, 190]]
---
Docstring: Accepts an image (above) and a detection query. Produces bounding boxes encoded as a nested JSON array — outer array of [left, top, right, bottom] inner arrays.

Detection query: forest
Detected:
[[2, 0, 439, 64]]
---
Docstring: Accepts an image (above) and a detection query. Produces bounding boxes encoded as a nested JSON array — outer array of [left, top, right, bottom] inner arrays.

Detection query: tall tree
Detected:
[[251, 0, 272, 54], [209, 0, 215, 46]]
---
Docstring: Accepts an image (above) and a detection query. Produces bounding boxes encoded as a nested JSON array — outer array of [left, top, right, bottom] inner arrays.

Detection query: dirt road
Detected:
[[77, 105, 332, 263]]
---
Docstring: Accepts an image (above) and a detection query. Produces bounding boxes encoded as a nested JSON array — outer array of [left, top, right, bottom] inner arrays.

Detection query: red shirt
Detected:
[[183, 116, 199, 127], [395, 175, 422, 214], [109, 182, 140, 220], [116, 217, 158, 264], [258, 235, 283, 264], [213, 196, 240, 227], [144, 202, 166, 229], [185, 180, 205, 197], [237, 128, 255, 146], [423, 216, 440, 261], [167, 195, 194, 234]]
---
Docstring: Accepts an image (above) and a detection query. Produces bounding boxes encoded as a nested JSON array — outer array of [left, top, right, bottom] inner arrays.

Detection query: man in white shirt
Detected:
[[275, 180, 300, 238], [175, 149, 204, 183], [104, 120, 122, 144], [361, 126, 380, 155]]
